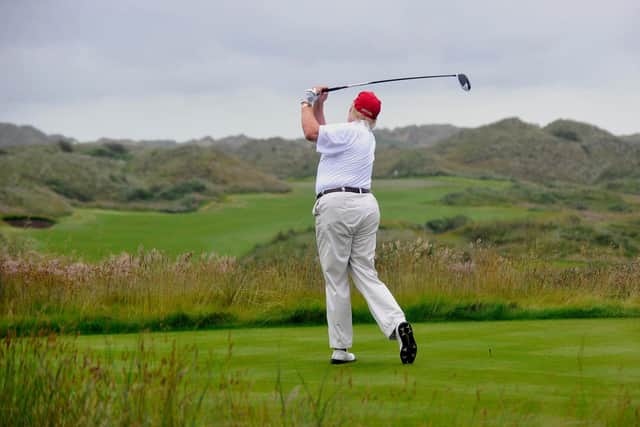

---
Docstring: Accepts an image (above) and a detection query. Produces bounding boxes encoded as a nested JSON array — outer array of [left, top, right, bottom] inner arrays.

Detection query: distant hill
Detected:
[[216, 137, 319, 179], [375, 124, 462, 147], [424, 118, 640, 184], [0, 144, 133, 217], [191, 134, 252, 149], [2, 118, 640, 218], [0, 122, 75, 148], [373, 146, 444, 178], [621, 134, 640, 144], [205, 125, 461, 179], [128, 143, 289, 194], [94, 137, 178, 149], [0, 123, 183, 150], [0, 140, 289, 218]]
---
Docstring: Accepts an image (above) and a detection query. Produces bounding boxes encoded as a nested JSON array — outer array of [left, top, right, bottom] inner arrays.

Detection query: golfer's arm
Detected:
[[313, 101, 326, 125], [301, 104, 320, 142]]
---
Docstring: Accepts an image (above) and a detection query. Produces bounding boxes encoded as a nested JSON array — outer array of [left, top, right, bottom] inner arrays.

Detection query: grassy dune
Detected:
[[2, 320, 639, 426], [0, 142, 291, 218]]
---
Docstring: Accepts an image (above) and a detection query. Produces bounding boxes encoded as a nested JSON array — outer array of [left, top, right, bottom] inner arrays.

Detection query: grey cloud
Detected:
[[1, 0, 639, 139]]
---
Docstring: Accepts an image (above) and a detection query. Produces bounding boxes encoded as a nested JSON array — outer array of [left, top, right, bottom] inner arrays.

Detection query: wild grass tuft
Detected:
[[0, 332, 207, 426], [0, 332, 354, 427]]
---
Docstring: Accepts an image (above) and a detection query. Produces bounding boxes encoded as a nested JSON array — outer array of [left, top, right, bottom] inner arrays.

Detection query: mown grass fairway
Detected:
[[71, 319, 639, 426], [6, 177, 540, 260]]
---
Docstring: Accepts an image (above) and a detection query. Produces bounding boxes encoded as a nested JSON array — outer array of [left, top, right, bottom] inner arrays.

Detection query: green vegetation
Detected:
[[3, 175, 640, 261], [216, 125, 462, 180], [2, 237, 638, 335], [211, 118, 640, 189], [375, 123, 462, 147], [427, 118, 640, 185], [425, 215, 470, 233], [226, 137, 320, 179], [87, 141, 131, 160], [220, 119, 640, 186], [2, 175, 639, 335], [3, 121, 640, 426], [440, 181, 633, 212], [0, 142, 289, 218], [4, 117, 640, 220], [1, 177, 544, 259], [2, 320, 639, 426], [605, 179, 640, 195]]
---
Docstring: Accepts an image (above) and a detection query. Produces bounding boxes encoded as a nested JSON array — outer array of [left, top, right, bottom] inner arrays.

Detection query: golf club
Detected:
[[322, 73, 471, 93]]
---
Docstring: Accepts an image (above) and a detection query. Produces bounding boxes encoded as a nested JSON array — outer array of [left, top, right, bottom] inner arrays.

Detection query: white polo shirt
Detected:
[[315, 120, 376, 195]]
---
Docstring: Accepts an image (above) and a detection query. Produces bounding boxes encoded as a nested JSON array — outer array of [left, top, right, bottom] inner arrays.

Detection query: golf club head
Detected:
[[457, 74, 471, 91]]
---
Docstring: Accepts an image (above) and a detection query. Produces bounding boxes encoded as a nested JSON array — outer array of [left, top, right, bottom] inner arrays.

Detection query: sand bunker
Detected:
[[3, 216, 55, 229]]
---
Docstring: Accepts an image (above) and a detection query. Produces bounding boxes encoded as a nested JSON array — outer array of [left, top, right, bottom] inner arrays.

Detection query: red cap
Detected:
[[353, 91, 381, 120]]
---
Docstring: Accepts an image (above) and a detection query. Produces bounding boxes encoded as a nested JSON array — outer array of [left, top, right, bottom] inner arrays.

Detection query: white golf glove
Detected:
[[301, 88, 319, 106]]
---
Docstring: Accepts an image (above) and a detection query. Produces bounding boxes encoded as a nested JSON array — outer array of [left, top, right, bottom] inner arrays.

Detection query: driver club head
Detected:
[[457, 74, 471, 91]]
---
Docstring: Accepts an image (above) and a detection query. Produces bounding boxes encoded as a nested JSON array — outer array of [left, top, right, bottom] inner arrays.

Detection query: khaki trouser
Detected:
[[313, 192, 406, 349]]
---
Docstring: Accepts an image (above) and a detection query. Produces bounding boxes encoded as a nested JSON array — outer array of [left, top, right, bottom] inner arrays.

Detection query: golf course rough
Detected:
[[4, 318, 633, 426]]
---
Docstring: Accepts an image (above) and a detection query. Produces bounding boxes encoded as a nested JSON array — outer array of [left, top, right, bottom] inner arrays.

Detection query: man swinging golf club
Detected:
[[300, 86, 417, 365]]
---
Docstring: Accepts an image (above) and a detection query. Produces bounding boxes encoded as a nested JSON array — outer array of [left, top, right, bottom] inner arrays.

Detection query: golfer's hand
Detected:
[[301, 88, 319, 106], [314, 86, 328, 104]]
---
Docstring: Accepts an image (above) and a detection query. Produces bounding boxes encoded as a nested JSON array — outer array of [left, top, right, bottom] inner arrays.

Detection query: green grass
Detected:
[[5, 177, 540, 260], [83, 319, 640, 425], [5, 319, 638, 426]]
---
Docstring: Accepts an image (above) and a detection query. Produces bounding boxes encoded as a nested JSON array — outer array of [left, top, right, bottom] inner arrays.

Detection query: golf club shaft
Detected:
[[323, 74, 458, 93]]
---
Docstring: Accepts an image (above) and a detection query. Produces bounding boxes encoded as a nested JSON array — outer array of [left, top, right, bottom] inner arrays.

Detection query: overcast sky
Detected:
[[1, 1, 639, 141]]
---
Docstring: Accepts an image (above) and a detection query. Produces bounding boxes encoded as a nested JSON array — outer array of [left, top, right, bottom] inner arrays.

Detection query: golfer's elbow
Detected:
[[301, 120, 319, 142], [303, 127, 319, 142], [301, 108, 319, 142]]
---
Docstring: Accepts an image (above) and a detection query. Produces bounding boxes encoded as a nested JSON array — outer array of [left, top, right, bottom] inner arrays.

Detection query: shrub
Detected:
[[45, 178, 94, 202], [88, 142, 130, 160], [104, 142, 127, 154], [158, 180, 207, 200], [441, 189, 508, 206], [126, 187, 155, 201], [551, 128, 581, 141], [604, 180, 640, 195], [608, 203, 632, 213], [425, 215, 470, 233], [160, 195, 201, 213], [57, 140, 74, 152], [462, 221, 556, 245], [509, 184, 559, 204]]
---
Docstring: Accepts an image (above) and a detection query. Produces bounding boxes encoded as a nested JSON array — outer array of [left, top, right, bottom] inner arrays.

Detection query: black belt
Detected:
[[316, 186, 371, 199]]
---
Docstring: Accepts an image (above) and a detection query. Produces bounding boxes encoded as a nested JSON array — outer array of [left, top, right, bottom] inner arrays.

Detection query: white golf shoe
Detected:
[[330, 349, 356, 365], [395, 322, 417, 364]]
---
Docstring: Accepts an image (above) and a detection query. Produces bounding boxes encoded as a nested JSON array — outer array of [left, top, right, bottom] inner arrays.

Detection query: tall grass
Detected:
[[0, 332, 350, 427], [1, 240, 639, 334], [1, 328, 638, 426], [0, 332, 206, 426]]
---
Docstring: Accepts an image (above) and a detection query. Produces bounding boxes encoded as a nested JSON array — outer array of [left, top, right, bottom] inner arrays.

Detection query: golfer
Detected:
[[300, 87, 417, 364]]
